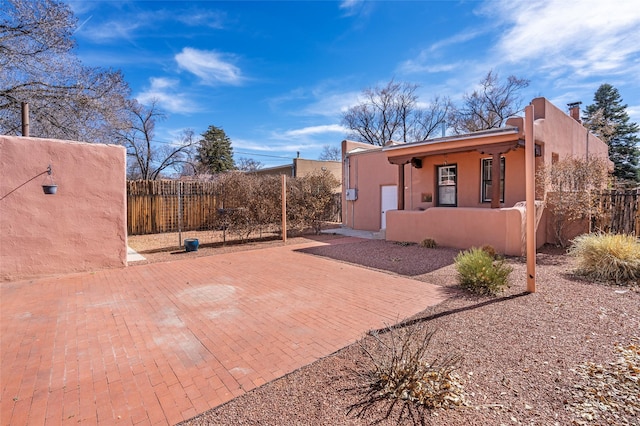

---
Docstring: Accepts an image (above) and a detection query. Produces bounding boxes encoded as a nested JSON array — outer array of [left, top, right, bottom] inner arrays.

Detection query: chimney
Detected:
[[567, 101, 582, 123]]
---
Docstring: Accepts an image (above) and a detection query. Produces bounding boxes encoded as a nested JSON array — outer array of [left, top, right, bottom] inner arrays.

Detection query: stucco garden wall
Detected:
[[386, 207, 529, 256], [0, 136, 127, 280]]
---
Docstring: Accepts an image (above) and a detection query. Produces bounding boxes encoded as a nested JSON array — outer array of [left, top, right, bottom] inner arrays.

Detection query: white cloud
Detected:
[[233, 138, 309, 154], [339, 0, 363, 17], [268, 84, 361, 118], [280, 124, 348, 138], [266, 124, 347, 154], [175, 47, 243, 85], [302, 91, 361, 117], [79, 19, 143, 42], [486, 0, 640, 76], [399, 61, 464, 75], [398, 29, 484, 75], [176, 10, 226, 29], [136, 77, 196, 114]]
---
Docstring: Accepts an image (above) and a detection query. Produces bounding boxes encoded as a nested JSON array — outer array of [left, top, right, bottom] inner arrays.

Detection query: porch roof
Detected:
[[383, 125, 523, 165]]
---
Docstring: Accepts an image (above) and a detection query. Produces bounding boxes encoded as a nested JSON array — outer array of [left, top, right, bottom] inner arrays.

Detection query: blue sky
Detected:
[[66, 0, 640, 168]]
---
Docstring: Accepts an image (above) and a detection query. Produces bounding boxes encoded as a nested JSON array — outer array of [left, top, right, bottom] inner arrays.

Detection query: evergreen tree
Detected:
[[583, 84, 640, 182], [196, 125, 235, 174]]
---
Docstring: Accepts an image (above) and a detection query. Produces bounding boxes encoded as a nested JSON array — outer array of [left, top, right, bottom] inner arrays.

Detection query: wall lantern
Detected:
[[42, 165, 58, 195]]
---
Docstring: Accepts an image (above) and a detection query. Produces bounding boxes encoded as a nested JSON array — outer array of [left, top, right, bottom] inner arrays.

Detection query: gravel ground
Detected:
[[148, 237, 639, 426]]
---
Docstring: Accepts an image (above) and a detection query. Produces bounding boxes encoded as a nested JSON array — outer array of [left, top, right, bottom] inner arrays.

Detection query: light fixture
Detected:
[[42, 165, 58, 195]]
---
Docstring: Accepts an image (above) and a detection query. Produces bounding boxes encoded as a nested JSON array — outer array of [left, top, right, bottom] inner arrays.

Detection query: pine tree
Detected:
[[583, 84, 640, 183], [196, 125, 235, 174]]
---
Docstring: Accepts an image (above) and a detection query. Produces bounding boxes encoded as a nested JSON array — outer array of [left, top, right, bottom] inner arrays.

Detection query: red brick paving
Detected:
[[1, 237, 448, 425]]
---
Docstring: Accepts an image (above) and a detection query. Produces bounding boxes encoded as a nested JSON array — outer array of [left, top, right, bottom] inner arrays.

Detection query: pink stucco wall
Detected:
[[0, 136, 127, 280], [342, 141, 396, 230], [386, 207, 526, 256]]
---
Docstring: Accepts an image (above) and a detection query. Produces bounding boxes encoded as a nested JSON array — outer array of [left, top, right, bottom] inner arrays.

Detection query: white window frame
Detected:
[[437, 164, 457, 207]]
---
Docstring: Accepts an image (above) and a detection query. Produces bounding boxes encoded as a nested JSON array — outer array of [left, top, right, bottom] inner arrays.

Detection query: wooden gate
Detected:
[[592, 189, 640, 236]]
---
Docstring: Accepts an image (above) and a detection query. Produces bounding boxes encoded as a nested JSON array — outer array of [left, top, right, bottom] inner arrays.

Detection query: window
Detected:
[[481, 157, 505, 203], [437, 164, 457, 206]]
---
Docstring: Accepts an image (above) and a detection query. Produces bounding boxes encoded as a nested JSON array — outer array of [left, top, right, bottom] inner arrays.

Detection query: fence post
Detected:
[[178, 182, 182, 247], [282, 174, 287, 243]]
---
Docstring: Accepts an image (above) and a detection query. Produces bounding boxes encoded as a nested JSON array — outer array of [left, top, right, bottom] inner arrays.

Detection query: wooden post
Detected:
[[525, 104, 536, 293], [281, 174, 287, 243], [491, 152, 501, 208], [21, 102, 29, 137], [397, 164, 405, 210]]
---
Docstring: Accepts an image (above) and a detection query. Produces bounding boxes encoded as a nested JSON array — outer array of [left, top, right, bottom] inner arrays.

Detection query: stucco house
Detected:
[[340, 97, 610, 255]]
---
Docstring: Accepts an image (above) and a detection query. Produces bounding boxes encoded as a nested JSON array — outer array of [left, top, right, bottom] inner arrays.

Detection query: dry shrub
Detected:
[[394, 241, 415, 247], [569, 233, 640, 285], [205, 170, 339, 240], [537, 156, 610, 247], [420, 238, 437, 248], [286, 170, 340, 234], [480, 244, 496, 258], [346, 325, 465, 425]]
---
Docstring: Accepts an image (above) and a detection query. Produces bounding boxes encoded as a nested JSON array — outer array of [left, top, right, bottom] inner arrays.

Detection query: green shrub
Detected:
[[420, 238, 437, 248], [455, 247, 512, 295], [568, 233, 640, 285]]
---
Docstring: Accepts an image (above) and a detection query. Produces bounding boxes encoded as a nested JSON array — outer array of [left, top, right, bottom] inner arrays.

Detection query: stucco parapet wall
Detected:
[[530, 97, 609, 161], [385, 207, 526, 256], [0, 135, 127, 280]]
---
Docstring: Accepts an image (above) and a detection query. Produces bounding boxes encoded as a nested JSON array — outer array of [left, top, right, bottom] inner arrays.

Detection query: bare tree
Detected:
[[117, 100, 196, 180], [409, 96, 452, 140], [318, 145, 341, 161], [341, 80, 452, 145], [0, 0, 130, 142], [449, 70, 530, 134], [237, 157, 263, 172]]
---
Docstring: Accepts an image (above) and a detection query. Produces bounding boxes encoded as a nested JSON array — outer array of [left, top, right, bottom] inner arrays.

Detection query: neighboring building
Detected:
[[253, 157, 342, 192], [341, 97, 610, 255]]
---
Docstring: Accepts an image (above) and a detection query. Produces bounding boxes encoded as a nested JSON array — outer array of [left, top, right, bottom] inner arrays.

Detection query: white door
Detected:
[[381, 185, 397, 230]]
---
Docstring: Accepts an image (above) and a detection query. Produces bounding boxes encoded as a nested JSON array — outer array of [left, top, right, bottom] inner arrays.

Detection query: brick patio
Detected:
[[1, 237, 448, 425]]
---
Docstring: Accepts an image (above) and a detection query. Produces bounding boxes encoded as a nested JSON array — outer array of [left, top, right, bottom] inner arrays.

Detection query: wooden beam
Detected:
[[387, 140, 522, 165]]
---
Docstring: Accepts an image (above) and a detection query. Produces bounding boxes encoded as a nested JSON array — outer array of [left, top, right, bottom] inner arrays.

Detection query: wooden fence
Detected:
[[128, 180, 220, 235], [592, 189, 640, 236]]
